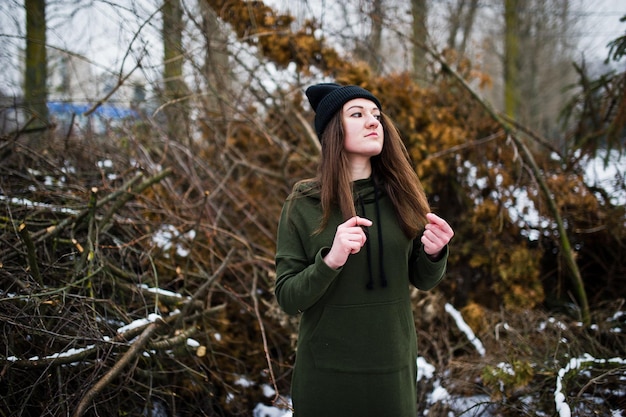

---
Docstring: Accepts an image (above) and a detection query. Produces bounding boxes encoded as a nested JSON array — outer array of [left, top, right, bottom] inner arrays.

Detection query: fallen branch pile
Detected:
[[0, 129, 294, 416]]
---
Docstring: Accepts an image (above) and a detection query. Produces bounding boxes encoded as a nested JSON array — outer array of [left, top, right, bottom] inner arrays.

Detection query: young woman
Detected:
[[275, 83, 454, 417]]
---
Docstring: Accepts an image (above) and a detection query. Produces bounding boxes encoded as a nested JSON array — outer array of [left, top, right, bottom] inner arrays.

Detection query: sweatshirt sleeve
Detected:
[[408, 239, 448, 291], [274, 202, 340, 315]]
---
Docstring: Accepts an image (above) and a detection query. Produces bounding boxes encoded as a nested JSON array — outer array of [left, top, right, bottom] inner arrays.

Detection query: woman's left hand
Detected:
[[421, 213, 454, 258]]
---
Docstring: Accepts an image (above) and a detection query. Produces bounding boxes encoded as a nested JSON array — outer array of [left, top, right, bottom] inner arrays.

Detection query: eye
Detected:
[[373, 114, 381, 120], [350, 112, 363, 118]]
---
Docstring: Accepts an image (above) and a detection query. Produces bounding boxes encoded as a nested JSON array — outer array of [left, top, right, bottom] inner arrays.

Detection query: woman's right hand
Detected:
[[323, 216, 372, 269]]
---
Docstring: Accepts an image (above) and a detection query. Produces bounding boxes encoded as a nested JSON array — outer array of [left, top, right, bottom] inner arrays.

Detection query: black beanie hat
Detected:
[[305, 83, 382, 139]]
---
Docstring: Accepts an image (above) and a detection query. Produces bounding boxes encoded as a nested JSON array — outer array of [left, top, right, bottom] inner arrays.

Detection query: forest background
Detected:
[[0, 0, 625, 416]]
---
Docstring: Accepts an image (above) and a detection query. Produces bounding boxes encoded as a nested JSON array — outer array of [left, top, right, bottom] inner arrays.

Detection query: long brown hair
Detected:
[[295, 110, 431, 239]]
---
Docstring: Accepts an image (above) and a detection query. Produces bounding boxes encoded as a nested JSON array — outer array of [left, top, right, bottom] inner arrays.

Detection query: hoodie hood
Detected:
[[289, 176, 377, 202]]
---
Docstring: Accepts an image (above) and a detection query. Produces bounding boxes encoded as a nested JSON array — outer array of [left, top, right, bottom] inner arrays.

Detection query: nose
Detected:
[[366, 113, 380, 127]]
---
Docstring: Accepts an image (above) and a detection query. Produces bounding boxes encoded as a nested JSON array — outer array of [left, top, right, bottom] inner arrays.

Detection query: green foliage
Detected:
[[561, 18, 626, 158], [482, 360, 534, 400], [606, 15, 626, 63]]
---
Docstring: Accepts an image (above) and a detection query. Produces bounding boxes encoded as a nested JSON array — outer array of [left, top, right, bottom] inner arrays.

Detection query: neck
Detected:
[[348, 157, 372, 181]]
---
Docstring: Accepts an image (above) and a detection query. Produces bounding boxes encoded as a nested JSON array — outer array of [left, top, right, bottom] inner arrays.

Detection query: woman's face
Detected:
[[341, 98, 384, 159]]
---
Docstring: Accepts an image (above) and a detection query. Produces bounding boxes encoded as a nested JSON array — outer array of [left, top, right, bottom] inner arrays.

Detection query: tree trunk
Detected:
[[446, 1, 462, 51], [504, 0, 520, 119], [351, 0, 383, 73], [446, 0, 478, 56], [200, 2, 230, 125], [367, 0, 383, 73], [24, 0, 48, 132], [458, 0, 479, 57], [411, 0, 428, 85], [162, 0, 189, 141]]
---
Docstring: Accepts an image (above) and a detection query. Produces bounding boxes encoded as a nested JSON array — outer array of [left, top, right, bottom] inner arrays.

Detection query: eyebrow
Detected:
[[345, 105, 380, 112]]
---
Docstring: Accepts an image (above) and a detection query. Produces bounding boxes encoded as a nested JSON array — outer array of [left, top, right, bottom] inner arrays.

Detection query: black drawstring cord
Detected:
[[357, 182, 387, 289], [358, 195, 375, 290], [373, 183, 387, 287]]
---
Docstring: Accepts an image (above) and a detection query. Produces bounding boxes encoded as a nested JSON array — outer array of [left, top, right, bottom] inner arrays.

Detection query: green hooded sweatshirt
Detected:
[[275, 177, 448, 417]]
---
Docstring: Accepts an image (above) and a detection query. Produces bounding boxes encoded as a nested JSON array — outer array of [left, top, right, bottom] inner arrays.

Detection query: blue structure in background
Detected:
[[47, 102, 139, 133], [48, 102, 139, 119]]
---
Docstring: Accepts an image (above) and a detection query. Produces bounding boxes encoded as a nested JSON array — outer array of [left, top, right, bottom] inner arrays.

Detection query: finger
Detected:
[[350, 244, 364, 254], [341, 237, 366, 255], [425, 212, 443, 223], [351, 230, 369, 247], [426, 213, 448, 228], [338, 230, 368, 249], [425, 227, 451, 249], [425, 213, 454, 236], [343, 216, 373, 228], [424, 225, 450, 240], [421, 234, 443, 255], [337, 224, 368, 239], [355, 216, 373, 227], [420, 235, 438, 254], [422, 229, 443, 246]]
